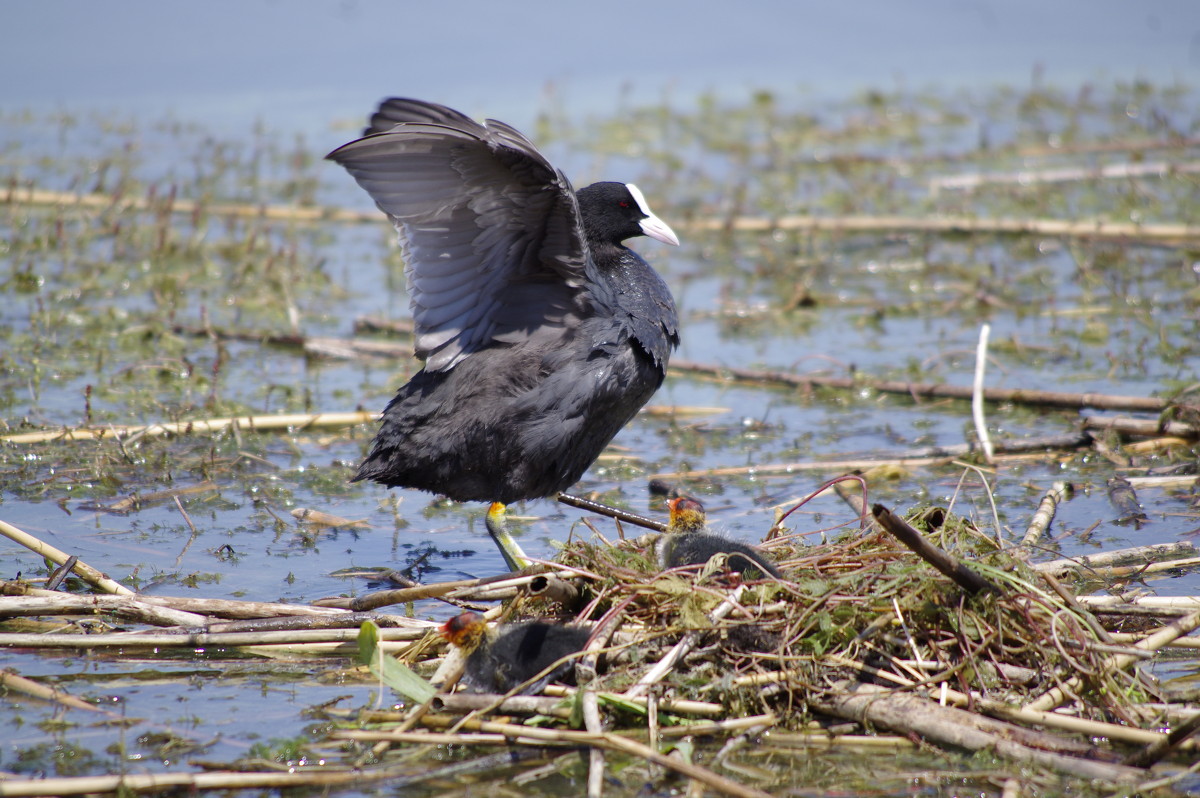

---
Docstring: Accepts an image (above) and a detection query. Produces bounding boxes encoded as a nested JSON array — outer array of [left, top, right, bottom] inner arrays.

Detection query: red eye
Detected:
[[619, 201, 629, 208]]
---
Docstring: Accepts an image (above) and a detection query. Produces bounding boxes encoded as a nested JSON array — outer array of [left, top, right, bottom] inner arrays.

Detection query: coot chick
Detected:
[[440, 611, 591, 695], [327, 99, 679, 548], [659, 496, 784, 580]]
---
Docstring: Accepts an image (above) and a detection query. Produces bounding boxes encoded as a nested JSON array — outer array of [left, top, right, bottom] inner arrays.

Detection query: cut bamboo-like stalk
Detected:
[[810, 682, 1143, 783], [1019, 481, 1072, 549], [0, 595, 207, 629], [1075, 595, 1200, 613], [0, 519, 135, 597], [1034, 542, 1199, 578], [0, 411, 377, 445], [0, 668, 106, 713]]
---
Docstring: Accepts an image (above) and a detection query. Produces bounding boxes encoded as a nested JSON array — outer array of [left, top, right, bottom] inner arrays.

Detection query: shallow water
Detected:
[[2, 6, 1199, 796]]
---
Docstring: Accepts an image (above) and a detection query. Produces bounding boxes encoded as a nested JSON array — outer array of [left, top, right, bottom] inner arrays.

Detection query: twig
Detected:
[[0, 519, 134, 596], [871, 505, 1000, 595], [557, 492, 666, 532], [669, 359, 1169, 413]]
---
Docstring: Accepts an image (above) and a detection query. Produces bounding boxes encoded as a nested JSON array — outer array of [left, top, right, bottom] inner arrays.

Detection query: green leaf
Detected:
[[357, 621, 436, 703]]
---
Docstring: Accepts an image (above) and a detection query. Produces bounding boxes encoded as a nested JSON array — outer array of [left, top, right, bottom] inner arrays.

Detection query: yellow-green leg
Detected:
[[485, 502, 530, 572]]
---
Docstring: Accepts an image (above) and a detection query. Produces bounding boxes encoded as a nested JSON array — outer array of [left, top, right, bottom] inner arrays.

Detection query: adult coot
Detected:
[[660, 496, 784, 579], [440, 611, 591, 695], [328, 99, 679, 565]]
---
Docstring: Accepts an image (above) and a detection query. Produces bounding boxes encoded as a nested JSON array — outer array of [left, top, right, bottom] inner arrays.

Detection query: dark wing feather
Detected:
[[328, 100, 588, 371], [364, 97, 478, 135]]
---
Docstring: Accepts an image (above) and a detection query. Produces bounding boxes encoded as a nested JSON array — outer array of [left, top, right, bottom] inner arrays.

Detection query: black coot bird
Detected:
[[660, 496, 784, 580], [440, 611, 591, 695], [328, 99, 679, 568]]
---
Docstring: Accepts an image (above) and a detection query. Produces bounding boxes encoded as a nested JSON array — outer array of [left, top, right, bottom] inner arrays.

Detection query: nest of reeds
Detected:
[[539, 504, 1148, 725], [372, 496, 1198, 792]]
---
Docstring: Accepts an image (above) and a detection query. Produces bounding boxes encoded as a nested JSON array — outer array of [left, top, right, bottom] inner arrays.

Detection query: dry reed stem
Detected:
[[1025, 609, 1200, 712], [0, 411, 377, 444], [16, 184, 1200, 242], [651, 455, 952, 482], [0, 594, 207, 629], [337, 720, 777, 798], [0, 519, 135, 597], [0, 625, 431, 649], [1123, 710, 1200, 768], [1019, 481, 1072, 549], [2, 185, 378, 223], [1108, 632, 1200, 649], [928, 159, 1200, 192], [763, 731, 917, 749], [541, 685, 725, 717], [1082, 416, 1200, 439], [317, 572, 556, 612], [0, 581, 353, 621], [690, 213, 1200, 243], [669, 359, 1169, 412], [292, 508, 371, 529], [1033, 541, 1199, 577], [0, 756, 481, 797], [810, 682, 1144, 784], [625, 585, 747, 699], [0, 668, 107, 713]]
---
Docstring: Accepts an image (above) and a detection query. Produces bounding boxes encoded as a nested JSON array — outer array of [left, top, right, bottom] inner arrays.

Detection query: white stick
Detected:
[[972, 324, 994, 464]]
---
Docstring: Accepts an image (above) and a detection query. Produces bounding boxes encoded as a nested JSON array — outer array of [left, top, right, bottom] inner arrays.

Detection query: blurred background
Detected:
[[4, 0, 1197, 140]]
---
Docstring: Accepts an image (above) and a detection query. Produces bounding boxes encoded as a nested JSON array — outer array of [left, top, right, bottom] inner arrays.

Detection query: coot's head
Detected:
[[667, 495, 707, 534], [577, 182, 679, 247], [440, 612, 489, 650]]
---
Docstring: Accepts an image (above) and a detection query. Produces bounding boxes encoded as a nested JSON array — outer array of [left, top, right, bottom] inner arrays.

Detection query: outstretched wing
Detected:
[[328, 98, 588, 371]]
